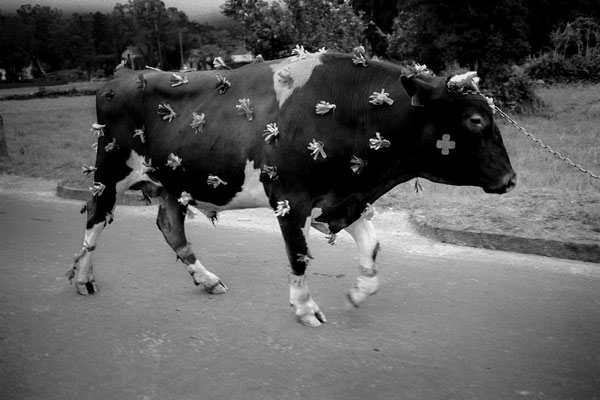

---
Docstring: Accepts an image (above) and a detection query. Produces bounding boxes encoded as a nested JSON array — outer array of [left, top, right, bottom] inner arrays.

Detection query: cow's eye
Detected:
[[470, 117, 482, 125]]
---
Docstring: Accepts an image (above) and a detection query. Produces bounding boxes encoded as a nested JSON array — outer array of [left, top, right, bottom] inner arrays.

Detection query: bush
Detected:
[[482, 66, 546, 114], [525, 53, 600, 83]]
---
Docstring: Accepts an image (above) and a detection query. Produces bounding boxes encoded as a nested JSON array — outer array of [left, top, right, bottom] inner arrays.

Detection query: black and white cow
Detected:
[[69, 49, 516, 326]]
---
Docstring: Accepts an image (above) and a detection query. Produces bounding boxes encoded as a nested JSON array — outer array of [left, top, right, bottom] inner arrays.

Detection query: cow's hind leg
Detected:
[[344, 217, 381, 306], [68, 188, 116, 295], [156, 191, 227, 294]]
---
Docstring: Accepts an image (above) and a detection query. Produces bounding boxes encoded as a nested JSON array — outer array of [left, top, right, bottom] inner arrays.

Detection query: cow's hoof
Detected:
[[76, 281, 98, 296], [347, 288, 369, 307], [347, 275, 380, 307], [297, 310, 326, 327], [205, 281, 228, 294], [294, 299, 327, 327]]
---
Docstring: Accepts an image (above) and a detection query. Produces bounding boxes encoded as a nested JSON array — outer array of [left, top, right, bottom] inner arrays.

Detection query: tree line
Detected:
[[0, 0, 241, 81], [1, 0, 599, 83]]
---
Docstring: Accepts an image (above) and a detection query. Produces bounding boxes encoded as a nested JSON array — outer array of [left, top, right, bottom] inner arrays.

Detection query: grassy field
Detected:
[[0, 84, 598, 245]]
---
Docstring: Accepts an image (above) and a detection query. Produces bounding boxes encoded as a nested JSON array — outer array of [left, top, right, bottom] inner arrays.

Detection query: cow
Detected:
[[68, 49, 516, 327]]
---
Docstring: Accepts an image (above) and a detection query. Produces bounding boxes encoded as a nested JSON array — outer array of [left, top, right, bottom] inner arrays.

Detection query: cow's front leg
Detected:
[[277, 207, 326, 327], [344, 217, 381, 307], [156, 191, 227, 294]]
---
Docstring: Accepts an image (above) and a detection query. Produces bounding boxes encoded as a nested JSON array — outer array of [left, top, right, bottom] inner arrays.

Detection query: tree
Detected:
[[388, 0, 530, 79], [222, 0, 365, 59]]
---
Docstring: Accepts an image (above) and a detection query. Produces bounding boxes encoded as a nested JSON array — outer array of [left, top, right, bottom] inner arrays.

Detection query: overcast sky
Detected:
[[1, 0, 227, 21]]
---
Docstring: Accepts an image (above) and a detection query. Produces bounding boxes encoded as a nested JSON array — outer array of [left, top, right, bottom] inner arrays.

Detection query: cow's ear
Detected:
[[400, 75, 447, 107]]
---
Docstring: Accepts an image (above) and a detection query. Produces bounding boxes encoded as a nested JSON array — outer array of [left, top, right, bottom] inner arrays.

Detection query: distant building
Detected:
[[121, 46, 145, 70]]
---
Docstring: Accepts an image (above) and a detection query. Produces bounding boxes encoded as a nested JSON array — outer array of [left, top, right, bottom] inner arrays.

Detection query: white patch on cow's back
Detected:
[[193, 160, 269, 212], [270, 54, 323, 108], [115, 150, 162, 195]]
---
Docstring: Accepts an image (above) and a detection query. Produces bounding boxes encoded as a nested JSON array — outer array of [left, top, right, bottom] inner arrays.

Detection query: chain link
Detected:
[[494, 106, 600, 181]]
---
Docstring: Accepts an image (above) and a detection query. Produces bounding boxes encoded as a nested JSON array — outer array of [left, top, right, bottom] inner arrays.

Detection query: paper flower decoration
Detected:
[[296, 254, 311, 264], [213, 57, 228, 69], [207, 175, 228, 188], [352, 46, 368, 66], [369, 132, 391, 150], [133, 127, 145, 143], [291, 44, 309, 61], [166, 153, 182, 170], [179, 65, 196, 73], [361, 203, 374, 220], [104, 138, 118, 153], [261, 165, 279, 180], [215, 73, 231, 94], [142, 158, 156, 173], [190, 112, 206, 134], [485, 96, 496, 113], [277, 67, 293, 88], [369, 89, 394, 106], [404, 63, 432, 78], [136, 74, 147, 90], [91, 123, 105, 137], [236, 98, 253, 121], [307, 139, 326, 160], [263, 123, 279, 143], [170, 73, 189, 87], [315, 101, 336, 115], [158, 102, 177, 122], [326, 234, 337, 245], [82, 165, 97, 175], [90, 182, 106, 197], [275, 200, 291, 217], [447, 71, 480, 92], [178, 191, 193, 206], [350, 155, 367, 174]]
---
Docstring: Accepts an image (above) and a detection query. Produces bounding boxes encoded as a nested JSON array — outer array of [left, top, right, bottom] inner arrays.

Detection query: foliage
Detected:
[[526, 53, 600, 84], [526, 18, 600, 84], [484, 66, 545, 114], [221, 0, 365, 59], [0, 0, 241, 80], [388, 0, 530, 78]]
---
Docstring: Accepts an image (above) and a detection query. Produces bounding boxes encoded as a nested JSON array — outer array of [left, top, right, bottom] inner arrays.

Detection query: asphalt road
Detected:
[[1, 179, 599, 400]]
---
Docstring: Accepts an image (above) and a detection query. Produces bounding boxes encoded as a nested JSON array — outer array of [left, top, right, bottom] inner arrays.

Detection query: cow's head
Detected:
[[400, 71, 517, 194]]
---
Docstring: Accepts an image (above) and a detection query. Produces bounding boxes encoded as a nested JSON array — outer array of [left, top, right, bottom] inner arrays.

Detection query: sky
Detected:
[[1, 0, 227, 22]]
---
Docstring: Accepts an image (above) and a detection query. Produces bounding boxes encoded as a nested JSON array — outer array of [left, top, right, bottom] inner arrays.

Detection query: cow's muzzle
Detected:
[[484, 171, 517, 194]]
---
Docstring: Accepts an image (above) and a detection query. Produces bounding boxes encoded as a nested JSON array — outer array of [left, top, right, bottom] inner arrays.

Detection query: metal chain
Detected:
[[494, 106, 600, 181]]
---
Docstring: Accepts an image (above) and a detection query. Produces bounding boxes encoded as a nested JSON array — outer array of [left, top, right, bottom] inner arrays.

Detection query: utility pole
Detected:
[[179, 30, 184, 69], [154, 19, 163, 69], [0, 115, 9, 159]]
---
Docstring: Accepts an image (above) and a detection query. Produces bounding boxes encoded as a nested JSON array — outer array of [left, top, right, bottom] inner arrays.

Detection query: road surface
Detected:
[[0, 177, 599, 400]]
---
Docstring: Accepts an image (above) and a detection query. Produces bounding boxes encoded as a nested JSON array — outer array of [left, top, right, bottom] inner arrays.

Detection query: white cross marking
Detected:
[[436, 134, 456, 155]]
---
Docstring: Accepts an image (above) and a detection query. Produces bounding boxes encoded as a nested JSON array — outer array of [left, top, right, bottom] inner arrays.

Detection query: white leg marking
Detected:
[[187, 260, 228, 294], [73, 221, 106, 295], [289, 274, 326, 327], [344, 217, 381, 306]]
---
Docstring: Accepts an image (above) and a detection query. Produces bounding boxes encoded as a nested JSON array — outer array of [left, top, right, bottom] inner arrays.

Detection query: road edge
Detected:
[[409, 212, 600, 263]]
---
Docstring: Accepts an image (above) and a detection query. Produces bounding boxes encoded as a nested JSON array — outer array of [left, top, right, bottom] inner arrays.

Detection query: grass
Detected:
[[0, 84, 598, 245]]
